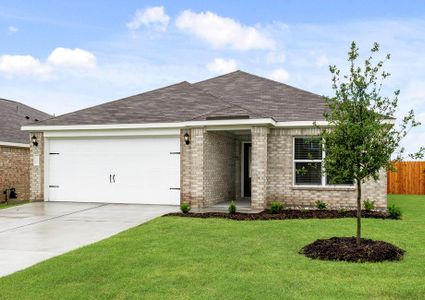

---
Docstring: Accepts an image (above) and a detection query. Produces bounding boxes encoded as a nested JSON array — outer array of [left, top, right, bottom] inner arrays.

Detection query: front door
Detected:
[[243, 142, 252, 197]]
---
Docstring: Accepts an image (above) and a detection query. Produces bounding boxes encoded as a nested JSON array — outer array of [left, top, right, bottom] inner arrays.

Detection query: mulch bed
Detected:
[[165, 209, 393, 221], [299, 237, 405, 262]]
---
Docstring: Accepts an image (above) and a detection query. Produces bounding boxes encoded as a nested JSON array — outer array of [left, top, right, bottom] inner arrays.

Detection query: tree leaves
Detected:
[[320, 41, 424, 184]]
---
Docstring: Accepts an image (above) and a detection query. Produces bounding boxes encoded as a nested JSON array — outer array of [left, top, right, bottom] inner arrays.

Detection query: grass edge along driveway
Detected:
[[0, 201, 28, 210]]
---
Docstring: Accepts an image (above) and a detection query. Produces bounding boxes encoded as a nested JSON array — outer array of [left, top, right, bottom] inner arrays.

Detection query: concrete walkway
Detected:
[[0, 202, 178, 277]]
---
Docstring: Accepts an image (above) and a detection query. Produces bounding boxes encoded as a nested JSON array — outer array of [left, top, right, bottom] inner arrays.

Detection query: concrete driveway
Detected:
[[0, 202, 178, 277]]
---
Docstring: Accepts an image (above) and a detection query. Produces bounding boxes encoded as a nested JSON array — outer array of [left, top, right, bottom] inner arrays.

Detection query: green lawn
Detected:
[[0, 201, 28, 210], [0, 195, 424, 299]]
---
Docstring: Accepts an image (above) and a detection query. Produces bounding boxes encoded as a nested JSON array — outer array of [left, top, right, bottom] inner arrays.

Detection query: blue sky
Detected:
[[1, 1, 424, 154]]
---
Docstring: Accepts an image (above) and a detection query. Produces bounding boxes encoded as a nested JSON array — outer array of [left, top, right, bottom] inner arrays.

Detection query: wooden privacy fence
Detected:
[[387, 161, 425, 195]]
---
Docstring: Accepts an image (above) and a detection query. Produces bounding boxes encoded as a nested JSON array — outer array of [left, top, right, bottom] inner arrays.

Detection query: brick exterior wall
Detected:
[[0, 145, 30, 201], [181, 128, 205, 207], [204, 132, 236, 206], [251, 127, 269, 209], [181, 126, 386, 210], [266, 128, 387, 209], [181, 129, 239, 207], [29, 132, 44, 201], [28, 127, 387, 209]]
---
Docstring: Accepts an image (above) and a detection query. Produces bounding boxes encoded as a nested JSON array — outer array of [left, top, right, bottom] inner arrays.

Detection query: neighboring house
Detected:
[[22, 71, 387, 209], [0, 98, 51, 201]]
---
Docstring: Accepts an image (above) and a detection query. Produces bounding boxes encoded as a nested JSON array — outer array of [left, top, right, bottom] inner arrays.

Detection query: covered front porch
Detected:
[[180, 126, 269, 211]]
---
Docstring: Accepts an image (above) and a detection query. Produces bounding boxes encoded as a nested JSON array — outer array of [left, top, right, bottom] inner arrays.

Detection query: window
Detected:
[[293, 137, 353, 186], [294, 137, 322, 185]]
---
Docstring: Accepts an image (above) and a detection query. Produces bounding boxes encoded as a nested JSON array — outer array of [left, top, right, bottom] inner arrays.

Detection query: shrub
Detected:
[[269, 201, 284, 214], [180, 203, 191, 214], [315, 200, 327, 210], [338, 208, 347, 216], [388, 205, 402, 219], [363, 199, 375, 211], [300, 208, 309, 213], [228, 201, 237, 214]]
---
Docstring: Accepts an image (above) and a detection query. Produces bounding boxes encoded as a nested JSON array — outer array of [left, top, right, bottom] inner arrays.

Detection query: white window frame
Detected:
[[292, 136, 354, 188]]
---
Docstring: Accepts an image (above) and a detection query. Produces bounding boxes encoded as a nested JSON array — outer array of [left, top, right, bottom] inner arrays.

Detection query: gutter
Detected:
[[21, 118, 394, 133], [22, 118, 329, 132]]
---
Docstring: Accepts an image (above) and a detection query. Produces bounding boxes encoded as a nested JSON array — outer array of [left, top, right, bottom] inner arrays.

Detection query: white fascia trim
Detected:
[[21, 117, 395, 133], [0, 141, 30, 148], [382, 118, 396, 125], [21, 118, 276, 132], [44, 128, 180, 138], [275, 118, 395, 128], [275, 121, 328, 128]]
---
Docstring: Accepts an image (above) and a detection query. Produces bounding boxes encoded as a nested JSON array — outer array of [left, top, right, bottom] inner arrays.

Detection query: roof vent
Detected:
[[206, 115, 250, 120], [25, 116, 30, 119], [34, 118, 39, 122]]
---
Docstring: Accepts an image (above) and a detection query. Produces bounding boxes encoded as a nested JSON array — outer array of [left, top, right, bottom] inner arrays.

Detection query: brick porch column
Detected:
[[180, 128, 205, 208], [251, 127, 268, 209], [29, 132, 44, 201]]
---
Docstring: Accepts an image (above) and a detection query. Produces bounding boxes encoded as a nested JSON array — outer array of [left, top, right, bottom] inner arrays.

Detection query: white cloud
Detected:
[[126, 6, 170, 32], [175, 10, 275, 50], [269, 68, 289, 82], [206, 58, 237, 74], [266, 51, 286, 64], [316, 54, 329, 68], [401, 81, 425, 108], [0, 47, 96, 80], [8, 26, 18, 33], [315, 54, 329, 67], [47, 47, 96, 69], [0, 55, 52, 79]]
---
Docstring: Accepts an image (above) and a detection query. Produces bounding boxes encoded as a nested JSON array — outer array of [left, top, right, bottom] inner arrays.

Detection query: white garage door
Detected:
[[47, 136, 180, 205]]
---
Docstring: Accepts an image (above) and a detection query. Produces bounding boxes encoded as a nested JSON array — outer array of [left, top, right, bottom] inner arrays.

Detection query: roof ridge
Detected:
[[174, 84, 238, 121], [0, 98, 51, 118], [195, 69, 323, 98], [194, 69, 323, 120], [189, 83, 228, 104], [235, 70, 323, 98], [192, 70, 242, 85], [0, 97, 19, 104]]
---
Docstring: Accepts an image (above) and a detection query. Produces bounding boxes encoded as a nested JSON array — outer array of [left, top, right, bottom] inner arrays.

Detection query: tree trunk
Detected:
[[356, 179, 362, 245]]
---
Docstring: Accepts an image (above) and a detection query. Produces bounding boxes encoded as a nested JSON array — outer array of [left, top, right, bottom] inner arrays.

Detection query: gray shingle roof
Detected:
[[194, 71, 327, 122], [0, 99, 51, 144], [33, 70, 326, 127], [36, 82, 250, 126]]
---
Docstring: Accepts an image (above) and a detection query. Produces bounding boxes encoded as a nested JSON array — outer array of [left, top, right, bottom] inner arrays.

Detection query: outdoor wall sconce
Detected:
[[31, 135, 38, 147], [184, 132, 190, 145]]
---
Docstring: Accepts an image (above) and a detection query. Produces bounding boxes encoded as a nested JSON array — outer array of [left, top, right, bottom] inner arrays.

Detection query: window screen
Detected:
[[293, 137, 353, 186], [294, 138, 322, 160], [295, 162, 322, 185]]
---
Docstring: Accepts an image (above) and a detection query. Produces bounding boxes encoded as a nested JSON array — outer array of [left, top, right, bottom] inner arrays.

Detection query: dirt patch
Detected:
[[299, 237, 405, 262], [165, 209, 393, 220]]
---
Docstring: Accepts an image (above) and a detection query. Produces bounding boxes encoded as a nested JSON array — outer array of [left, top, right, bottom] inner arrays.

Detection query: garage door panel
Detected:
[[47, 136, 180, 205], [49, 149, 114, 202]]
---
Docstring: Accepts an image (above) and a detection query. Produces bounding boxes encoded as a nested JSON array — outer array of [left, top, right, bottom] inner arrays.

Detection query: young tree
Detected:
[[320, 42, 424, 245]]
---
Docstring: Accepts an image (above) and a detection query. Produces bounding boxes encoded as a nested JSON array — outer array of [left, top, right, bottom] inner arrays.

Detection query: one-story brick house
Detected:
[[0, 98, 50, 202], [22, 71, 387, 209]]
